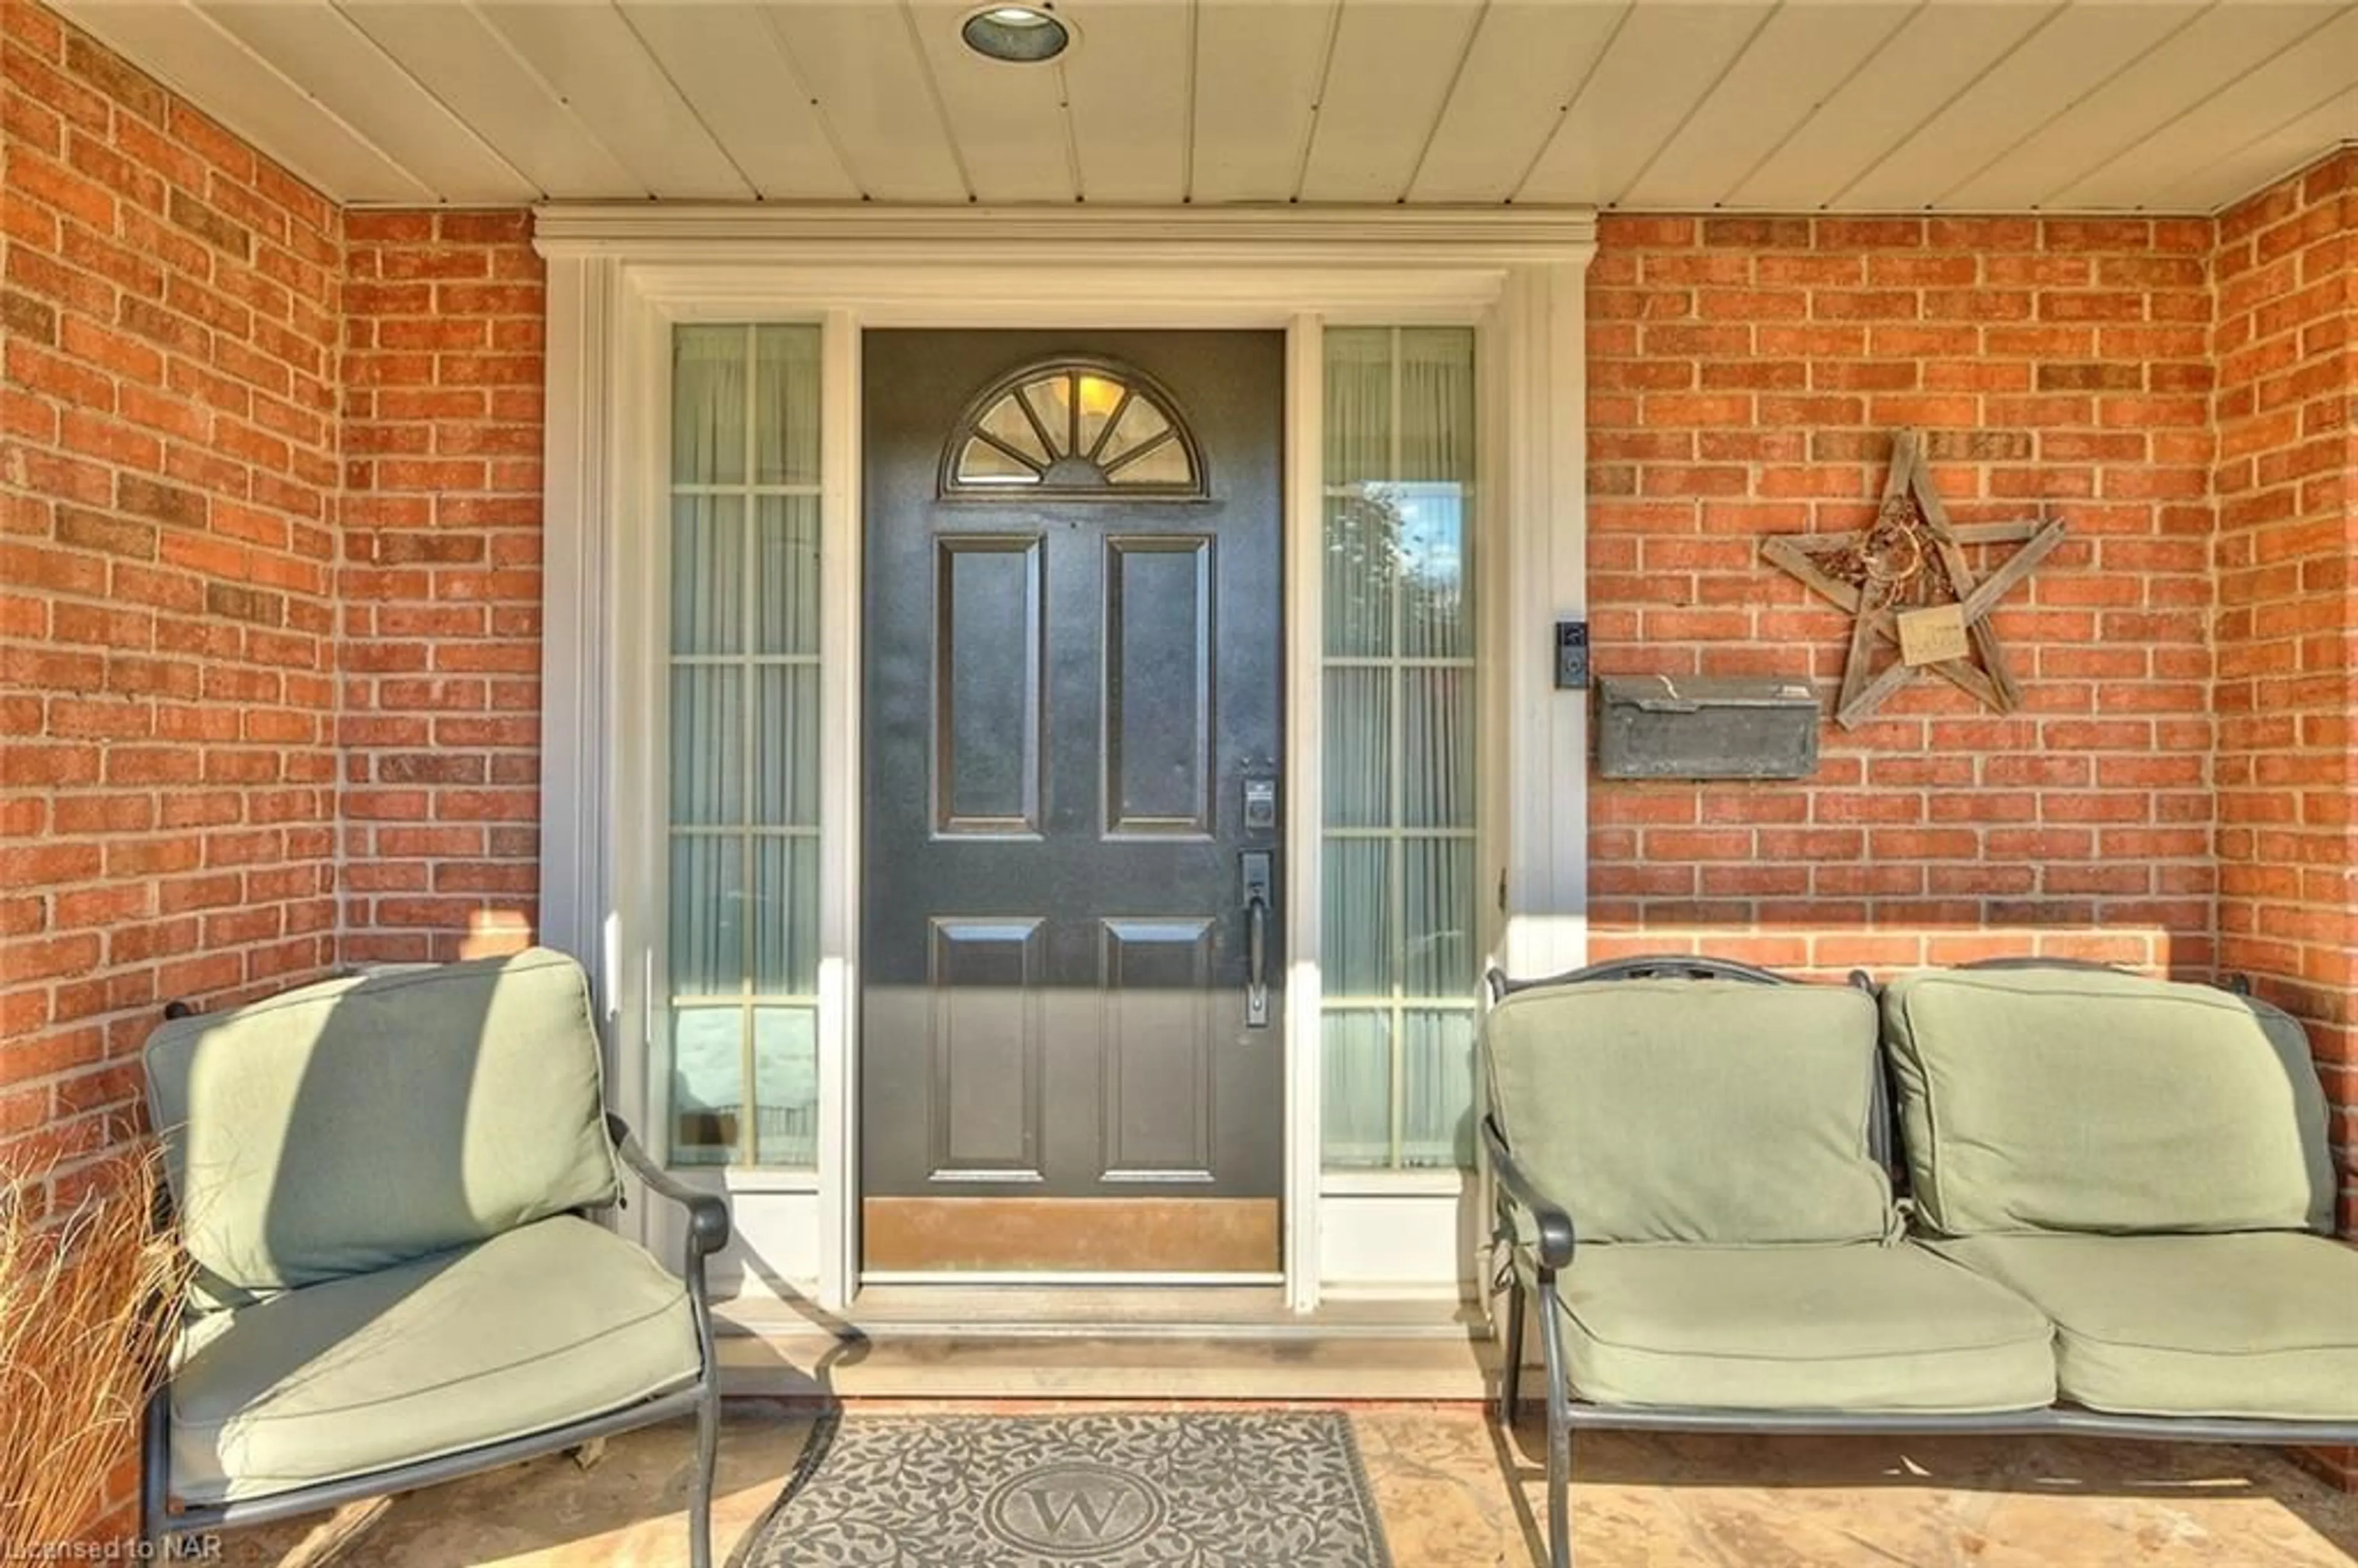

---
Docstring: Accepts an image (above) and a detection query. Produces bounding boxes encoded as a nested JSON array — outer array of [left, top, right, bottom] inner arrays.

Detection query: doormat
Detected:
[[730, 1410, 1395, 1567]]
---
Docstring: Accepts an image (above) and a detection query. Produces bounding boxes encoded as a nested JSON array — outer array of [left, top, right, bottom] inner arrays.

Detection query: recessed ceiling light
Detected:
[[962, 4, 1073, 64]]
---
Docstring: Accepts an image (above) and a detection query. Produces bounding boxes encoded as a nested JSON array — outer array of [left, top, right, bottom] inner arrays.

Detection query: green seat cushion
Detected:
[[169, 1216, 699, 1505], [1881, 968, 2334, 1236], [1482, 980, 1894, 1244], [1552, 1241, 2055, 1413], [1929, 1233, 2358, 1421], [144, 948, 620, 1302]]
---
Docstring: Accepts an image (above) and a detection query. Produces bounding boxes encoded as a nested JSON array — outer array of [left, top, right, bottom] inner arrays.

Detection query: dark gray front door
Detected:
[[861, 330, 1285, 1274]]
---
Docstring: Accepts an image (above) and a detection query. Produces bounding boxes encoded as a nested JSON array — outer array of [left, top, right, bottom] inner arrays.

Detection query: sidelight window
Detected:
[[666, 324, 823, 1168], [1320, 328, 1479, 1171]]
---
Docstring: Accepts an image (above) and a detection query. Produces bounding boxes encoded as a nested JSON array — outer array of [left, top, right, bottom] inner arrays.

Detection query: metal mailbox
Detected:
[[1595, 675, 1822, 780]]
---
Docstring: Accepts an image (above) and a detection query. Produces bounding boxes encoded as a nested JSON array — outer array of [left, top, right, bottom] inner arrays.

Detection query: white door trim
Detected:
[[534, 206, 1597, 1313], [812, 309, 862, 1304], [1281, 313, 1325, 1313]]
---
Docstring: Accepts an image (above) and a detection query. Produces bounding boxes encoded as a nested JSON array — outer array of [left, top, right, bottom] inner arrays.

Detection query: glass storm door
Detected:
[[860, 330, 1285, 1275]]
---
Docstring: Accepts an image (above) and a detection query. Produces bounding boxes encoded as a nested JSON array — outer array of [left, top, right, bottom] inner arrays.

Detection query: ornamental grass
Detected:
[[0, 1139, 191, 1552]]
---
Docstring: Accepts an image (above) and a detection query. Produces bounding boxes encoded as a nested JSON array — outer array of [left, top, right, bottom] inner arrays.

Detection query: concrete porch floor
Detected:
[[209, 1400, 2358, 1567]]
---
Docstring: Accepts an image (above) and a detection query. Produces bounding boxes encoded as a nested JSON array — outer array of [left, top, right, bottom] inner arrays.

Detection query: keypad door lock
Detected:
[[1243, 775, 1278, 834]]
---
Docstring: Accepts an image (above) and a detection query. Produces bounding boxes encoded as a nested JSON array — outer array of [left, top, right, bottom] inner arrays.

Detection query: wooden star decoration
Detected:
[[1761, 429, 2066, 729]]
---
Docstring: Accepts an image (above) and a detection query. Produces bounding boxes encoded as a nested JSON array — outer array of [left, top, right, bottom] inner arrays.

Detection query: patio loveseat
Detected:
[[1481, 956, 2358, 1568], [138, 948, 731, 1567]]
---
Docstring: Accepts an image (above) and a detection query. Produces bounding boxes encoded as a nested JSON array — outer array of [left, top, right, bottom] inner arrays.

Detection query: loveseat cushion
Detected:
[[1482, 979, 1894, 1244], [1928, 1232, 2358, 1421], [1551, 1241, 2055, 1412], [146, 948, 621, 1301], [168, 1215, 699, 1505], [1880, 968, 2333, 1236]]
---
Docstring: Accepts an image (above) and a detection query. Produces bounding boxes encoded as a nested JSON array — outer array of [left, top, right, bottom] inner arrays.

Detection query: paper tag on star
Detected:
[[1759, 429, 2066, 729]]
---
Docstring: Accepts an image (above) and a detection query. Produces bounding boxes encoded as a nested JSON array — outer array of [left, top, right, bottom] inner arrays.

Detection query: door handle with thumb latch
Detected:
[[1247, 891, 1268, 1015], [1242, 851, 1272, 1029]]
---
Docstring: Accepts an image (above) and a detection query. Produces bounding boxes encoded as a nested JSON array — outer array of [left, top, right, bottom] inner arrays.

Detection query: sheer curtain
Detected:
[[1321, 328, 1479, 1169], [668, 324, 823, 1168]]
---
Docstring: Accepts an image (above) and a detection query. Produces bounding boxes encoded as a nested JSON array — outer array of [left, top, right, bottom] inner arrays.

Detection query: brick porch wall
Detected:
[[338, 211, 545, 965], [2212, 150, 2358, 1246], [1, 2, 342, 1184], [1584, 214, 2218, 979], [1, 6, 346, 1531]]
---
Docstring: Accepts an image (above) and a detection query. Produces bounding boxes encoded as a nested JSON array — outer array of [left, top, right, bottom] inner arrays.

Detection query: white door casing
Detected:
[[532, 207, 1596, 1311]]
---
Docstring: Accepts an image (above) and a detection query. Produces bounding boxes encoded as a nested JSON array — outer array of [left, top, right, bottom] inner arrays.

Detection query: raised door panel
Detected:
[[927, 918, 1045, 1179], [1104, 537, 1212, 837], [936, 537, 1043, 834], [1099, 919, 1216, 1179]]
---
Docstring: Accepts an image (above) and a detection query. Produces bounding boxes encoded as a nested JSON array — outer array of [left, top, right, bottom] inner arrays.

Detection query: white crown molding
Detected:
[[530, 202, 1598, 266]]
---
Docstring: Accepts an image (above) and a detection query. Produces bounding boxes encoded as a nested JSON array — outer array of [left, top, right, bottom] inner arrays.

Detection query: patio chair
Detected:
[[1483, 953, 2358, 1568], [138, 949, 730, 1567]]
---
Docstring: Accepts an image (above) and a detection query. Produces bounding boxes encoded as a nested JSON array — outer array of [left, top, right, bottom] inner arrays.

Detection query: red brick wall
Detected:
[[1, 1, 341, 1174], [1, 6, 345, 1534], [338, 212, 545, 965], [1584, 214, 2219, 979], [2212, 150, 2357, 1241]]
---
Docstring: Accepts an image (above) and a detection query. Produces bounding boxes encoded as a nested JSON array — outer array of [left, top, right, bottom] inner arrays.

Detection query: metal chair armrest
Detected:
[[606, 1114, 733, 1260], [1482, 1115, 1575, 1271]]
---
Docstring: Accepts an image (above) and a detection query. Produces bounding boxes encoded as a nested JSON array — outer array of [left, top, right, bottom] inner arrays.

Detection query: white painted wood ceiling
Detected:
[[50, 0, 2358, 212]]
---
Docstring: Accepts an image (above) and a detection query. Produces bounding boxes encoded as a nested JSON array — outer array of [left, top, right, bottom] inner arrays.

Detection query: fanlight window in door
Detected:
[[944, 360, 1204, 496]]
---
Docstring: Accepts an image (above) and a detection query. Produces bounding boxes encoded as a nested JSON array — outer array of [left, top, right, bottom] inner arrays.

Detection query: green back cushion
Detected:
[[144, 948, 620, 1301], [1881, 968, 2334, 1236], [1481, 979, 1895, 1244]]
